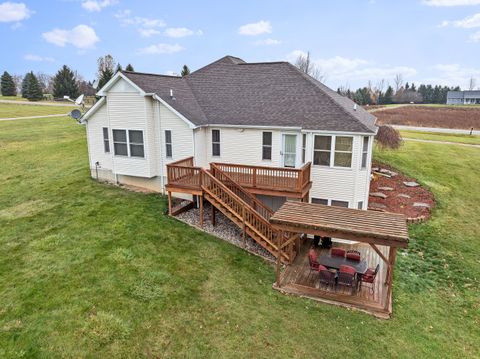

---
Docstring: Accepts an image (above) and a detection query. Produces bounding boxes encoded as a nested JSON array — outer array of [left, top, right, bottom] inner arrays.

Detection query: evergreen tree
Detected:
[[181, 65, 190, 76], [1, 71, 17, 96], [52, 65, 80, 99], [125, 63, 134, 71], [25, 72, 43, 101], [116, 63, 123, 73], [405, 82, 410, 90], [21, 73, 32, 98], [383, 86, 394, 104], [98, 67, 114, 90], [410, 83, 416, 91]]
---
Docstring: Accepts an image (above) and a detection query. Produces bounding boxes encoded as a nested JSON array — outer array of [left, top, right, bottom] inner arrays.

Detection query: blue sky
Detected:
[[1, 0, 480, 90]]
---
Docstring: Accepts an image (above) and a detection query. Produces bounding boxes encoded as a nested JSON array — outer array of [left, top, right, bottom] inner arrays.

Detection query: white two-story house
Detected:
[[81, 55, 377, 211]]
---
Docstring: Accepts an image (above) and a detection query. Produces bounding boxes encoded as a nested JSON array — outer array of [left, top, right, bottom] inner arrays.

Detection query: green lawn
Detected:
[[400, 130, 480, 145], [0, 95, 28, 101], [0, 117, 479, 358], [0, 103, 73, 118]]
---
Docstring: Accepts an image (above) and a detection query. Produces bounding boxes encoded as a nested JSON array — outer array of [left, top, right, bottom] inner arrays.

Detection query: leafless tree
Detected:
[[394, 73, 404, 92], [97, 54, 116, 79], [12, 74, 23, 94], [36, 72, 53, 94], [468, 76, 476, 91], [294, 51, 327, 82]]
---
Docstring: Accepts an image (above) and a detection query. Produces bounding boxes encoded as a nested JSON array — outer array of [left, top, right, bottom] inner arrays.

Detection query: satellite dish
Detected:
[[69, 109, 82, 120], [75, 94, 85, 106], [92, 79, 99, 89]]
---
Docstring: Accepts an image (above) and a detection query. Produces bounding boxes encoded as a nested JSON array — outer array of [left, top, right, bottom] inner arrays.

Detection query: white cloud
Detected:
[[254, 38, 281, 45], [428, 63, 480, 87], [470, 30, 480, 41], [42, 24, 99, 49], [286, 50, 417, 85], [0, 2, 33, 23], [441, 12, 480, 27], [115, 9, 166, 37], [164, 27, 203, 38], [423, 0, 480, 6], [138, 28, 161, 37], [24, 54, 54, 62], [81, 0, 116, 12], [137, 43, 184, 55], [238, 20, 272, 36]]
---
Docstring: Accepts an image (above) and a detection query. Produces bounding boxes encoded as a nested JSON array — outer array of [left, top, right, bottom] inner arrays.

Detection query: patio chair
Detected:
[[331, 248, 346, 258], [346, 250, 361, 261], [359, 264, 380, 294], [337, 265, 357, 294], [319, 267, 336, 290], [308, 248, 320, 275]]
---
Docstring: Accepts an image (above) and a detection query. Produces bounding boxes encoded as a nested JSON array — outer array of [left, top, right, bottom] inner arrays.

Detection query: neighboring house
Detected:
[[446, 90, 480, 105], [82, 55, 377, 211]]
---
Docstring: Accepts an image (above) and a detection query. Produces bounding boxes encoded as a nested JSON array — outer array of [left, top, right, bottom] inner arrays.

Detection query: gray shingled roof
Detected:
[[121, 56, 377, 133]]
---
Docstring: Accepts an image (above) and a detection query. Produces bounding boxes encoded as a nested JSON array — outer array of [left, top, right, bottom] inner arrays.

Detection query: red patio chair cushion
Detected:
[[331, 248, 346, 257], [346, 253, 361, 261], [339, 265, 356, 275], [318, 265, 327, 272]]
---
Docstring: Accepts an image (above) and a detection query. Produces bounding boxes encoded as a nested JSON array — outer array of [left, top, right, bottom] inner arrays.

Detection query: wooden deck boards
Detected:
[[277, 239, 391, 317]]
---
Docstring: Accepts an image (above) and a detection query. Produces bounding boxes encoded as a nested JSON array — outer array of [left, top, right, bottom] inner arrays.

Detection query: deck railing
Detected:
[[166, 157, 202, 189], [211, 162, 312, 193]]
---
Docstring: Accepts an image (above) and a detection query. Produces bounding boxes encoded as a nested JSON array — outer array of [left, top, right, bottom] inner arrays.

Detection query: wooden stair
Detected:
[[201, 168, 295, 263]]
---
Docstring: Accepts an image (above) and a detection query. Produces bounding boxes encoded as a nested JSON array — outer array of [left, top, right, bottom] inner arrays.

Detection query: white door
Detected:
[[282, 134, 297, 168]]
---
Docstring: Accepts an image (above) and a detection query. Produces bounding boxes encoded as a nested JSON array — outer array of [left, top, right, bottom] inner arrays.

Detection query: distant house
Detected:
[[81, 55, 377, 211], [446, 90, 480, 105]]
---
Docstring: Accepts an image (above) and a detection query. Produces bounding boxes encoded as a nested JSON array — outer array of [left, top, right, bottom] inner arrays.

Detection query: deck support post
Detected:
[[211, 204, 216, 226], [275, 230, 283, 287], [167, 191, 172, 215], [384, 247, 397, 311], [242, 206, 247, 247], [199, 195, 204, 228]]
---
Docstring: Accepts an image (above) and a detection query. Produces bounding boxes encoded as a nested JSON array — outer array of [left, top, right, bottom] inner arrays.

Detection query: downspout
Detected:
[[156, 98, 166, 195]]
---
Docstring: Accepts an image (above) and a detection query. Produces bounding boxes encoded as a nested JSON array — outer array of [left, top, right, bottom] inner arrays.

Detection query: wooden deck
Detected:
[[276, 239, 392, 318]]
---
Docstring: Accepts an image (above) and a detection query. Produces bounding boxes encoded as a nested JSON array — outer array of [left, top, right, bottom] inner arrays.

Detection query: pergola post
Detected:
[[384, 247, 397, 311], [275, 230, 283, 287], [167, 191, 172, 215]]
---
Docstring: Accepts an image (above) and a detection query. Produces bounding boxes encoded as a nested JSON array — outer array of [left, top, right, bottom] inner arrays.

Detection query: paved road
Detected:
[[0, 99, 77, 107], [0, 114, 67, 121], [404, 137, 480, 148], [393, 124, 479, 135]]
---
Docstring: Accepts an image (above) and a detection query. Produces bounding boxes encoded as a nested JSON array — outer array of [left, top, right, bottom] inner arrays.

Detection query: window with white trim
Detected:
[[333, 136, 353, 168], [311, 198, 328, 205], [302, 134, 306, 163], [361, 136, 369, 169], [128, 130, 144, 158], [103, 127, 110, 153], [113, 129, 128, 156], [357, 201, 363, 209], [262, 132, 272, 160], [212, 129, 220, 156], [331, 200, 349, 208], [313, 135, 331, 166], [165, 130, 172, 158]]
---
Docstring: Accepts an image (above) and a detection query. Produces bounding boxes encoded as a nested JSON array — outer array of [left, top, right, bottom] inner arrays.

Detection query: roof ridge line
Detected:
[[122, 70, 181, 79]]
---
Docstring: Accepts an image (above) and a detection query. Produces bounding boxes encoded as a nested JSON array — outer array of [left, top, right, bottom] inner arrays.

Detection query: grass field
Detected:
[[0, 103, 72, 118], [0, 116, 479, 358], [400, 130, 480, 145]]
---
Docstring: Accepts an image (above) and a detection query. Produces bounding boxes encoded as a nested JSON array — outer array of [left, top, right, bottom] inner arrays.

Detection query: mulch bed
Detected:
[[369, 161, 435, 222]]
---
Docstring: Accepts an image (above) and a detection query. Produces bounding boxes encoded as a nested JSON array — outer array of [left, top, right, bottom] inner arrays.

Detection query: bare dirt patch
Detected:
[[369, 162, 435, 221], [374, 106, 480, 129]]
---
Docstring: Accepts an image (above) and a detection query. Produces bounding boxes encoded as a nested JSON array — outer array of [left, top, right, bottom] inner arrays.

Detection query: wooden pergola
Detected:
[[270, 201, 409, 317]]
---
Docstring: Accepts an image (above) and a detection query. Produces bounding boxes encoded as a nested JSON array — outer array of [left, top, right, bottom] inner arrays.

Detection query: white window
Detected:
[[331, 200, 349, 208], [103, 127, 110, 153], [165, 130, 172, 158], [112, 129, 144, 158], [212, 129, 220, 156], [113, 129, 128, 156], [302, 134, 306, 163], [128, 130, 144, 158], [313, 135, 331, 166], [361, 136, 369, 169], [262, 132, 272, 160], [333, 136, 353, 168], [311, 198, 328, 205]]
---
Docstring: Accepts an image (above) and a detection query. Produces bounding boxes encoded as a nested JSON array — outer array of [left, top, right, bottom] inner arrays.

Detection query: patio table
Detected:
[[317, 254, 368, 275]]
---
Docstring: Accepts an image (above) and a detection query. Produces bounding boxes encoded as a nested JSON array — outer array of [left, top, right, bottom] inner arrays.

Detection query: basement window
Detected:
[[331, 200, 349, 208], [311, 198, 328, 205], [103, 127, 110, 153], [165, 130, 172, 158]]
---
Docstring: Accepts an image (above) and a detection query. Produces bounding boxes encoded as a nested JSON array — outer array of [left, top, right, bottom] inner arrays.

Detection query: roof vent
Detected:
[[353, 103, 357, 111], [170, 89, 176, 101]]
